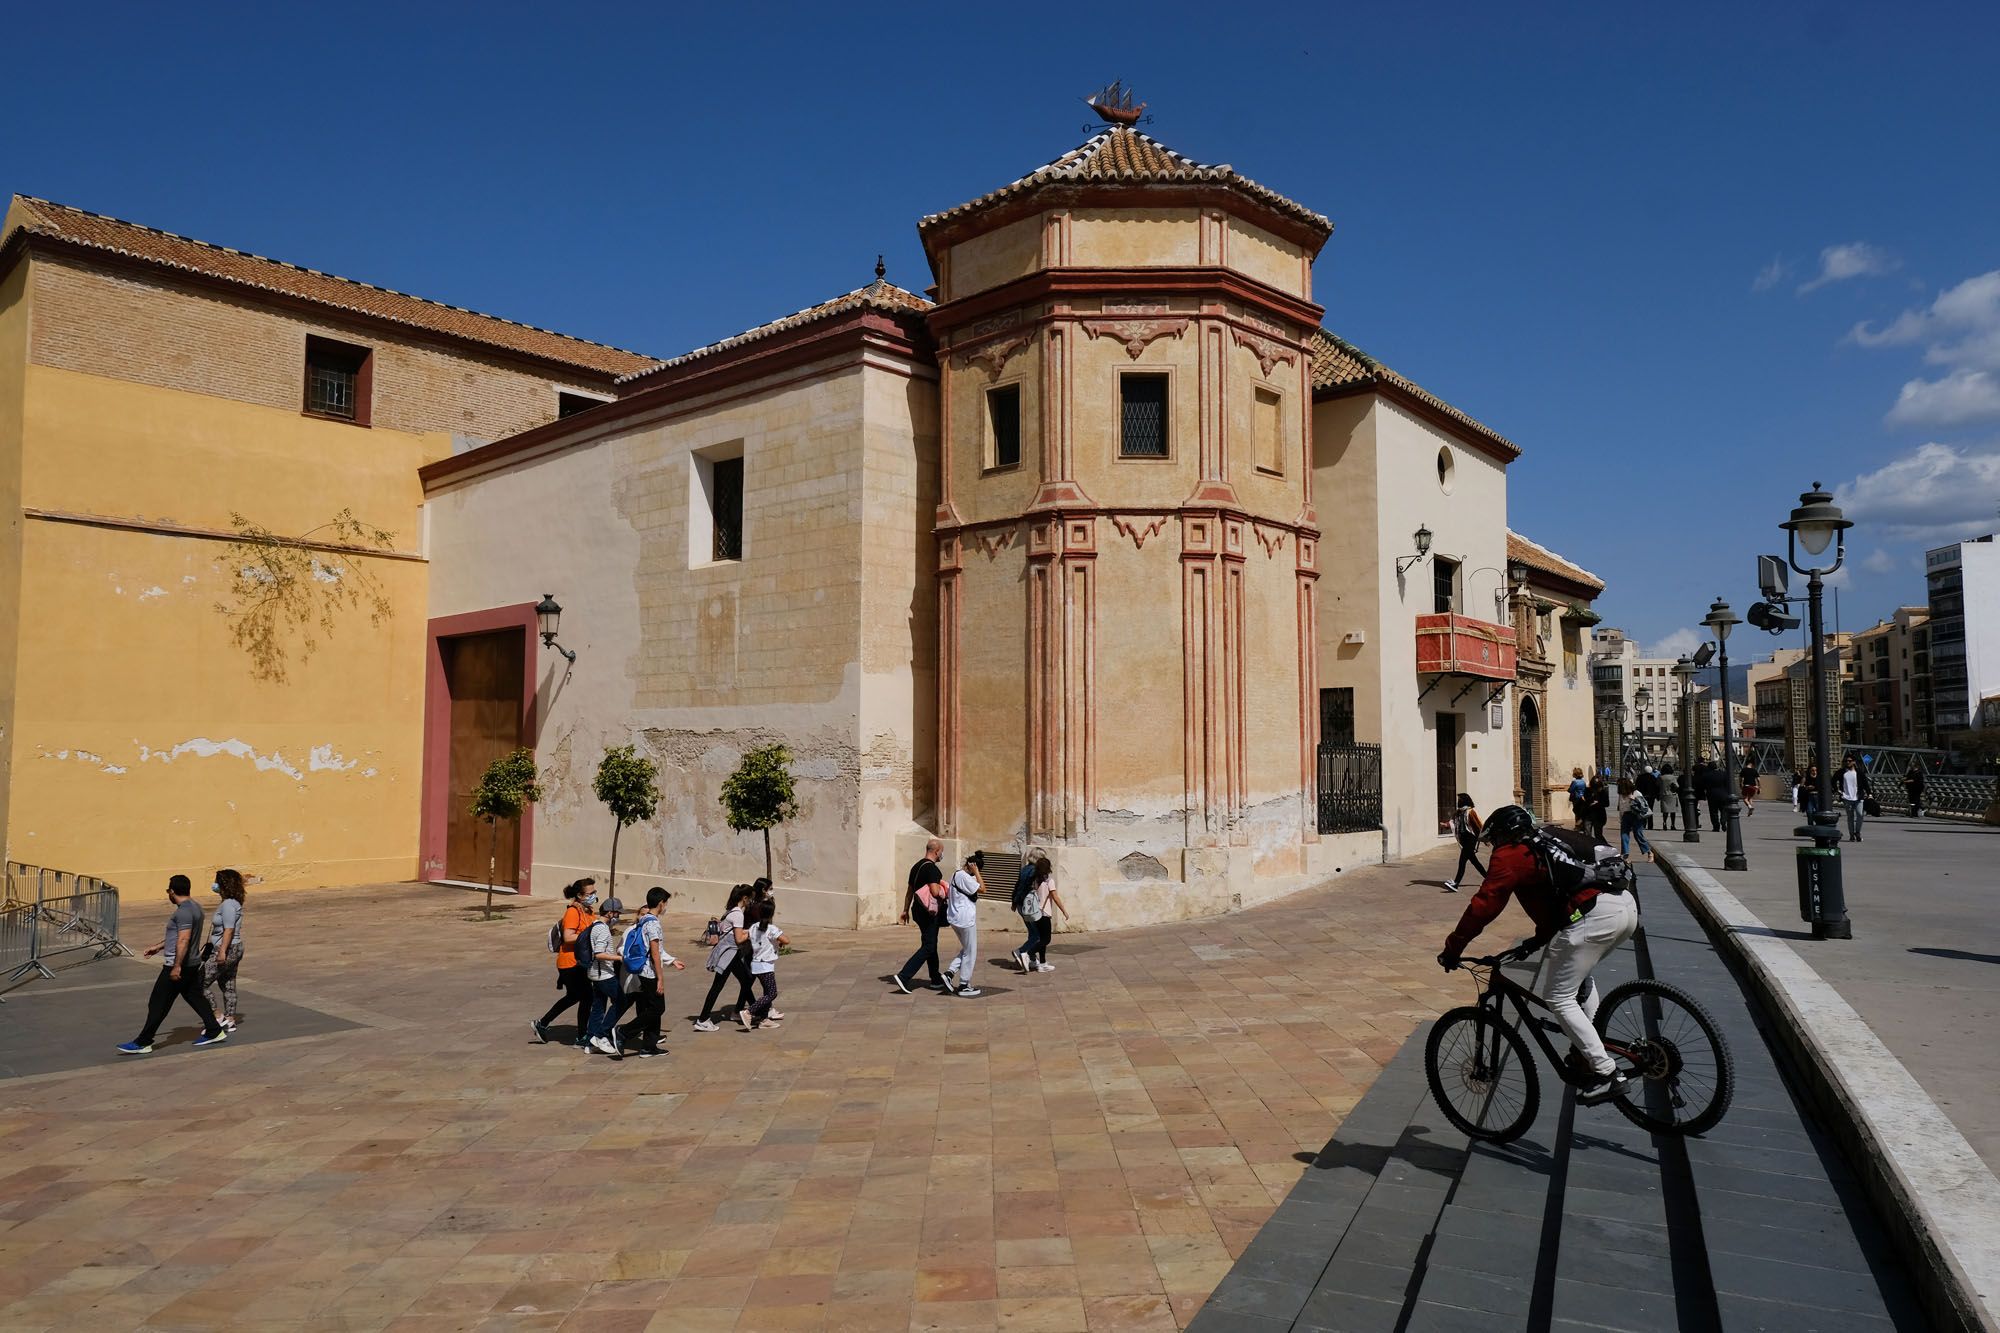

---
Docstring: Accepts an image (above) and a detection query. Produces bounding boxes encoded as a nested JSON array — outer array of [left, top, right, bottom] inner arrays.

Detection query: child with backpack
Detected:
[[582, 897, 627, 1056], [739, 899, 788, 1030], [612, 887, 683, 1057], [693, 885, 757, 1032], [533, 879, 596, 1046]]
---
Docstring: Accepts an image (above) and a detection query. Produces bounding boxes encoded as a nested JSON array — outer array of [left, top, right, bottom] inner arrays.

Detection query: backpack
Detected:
[[1524, 827, 1632, 898], [549, 905, 582, 959], [1628, 791, 1650, 818], [622, 920, 652, 974]]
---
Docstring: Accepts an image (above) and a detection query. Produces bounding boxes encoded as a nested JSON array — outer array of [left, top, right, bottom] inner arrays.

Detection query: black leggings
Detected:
[[1029, 915, 1054, 964], [1452, 838, 1486, 885], [540, 965, 591, 1031], [699, 949, 755, 1021]]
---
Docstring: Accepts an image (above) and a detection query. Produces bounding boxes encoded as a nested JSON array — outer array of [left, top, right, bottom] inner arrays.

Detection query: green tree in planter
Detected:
[[594, 744, 661, 898], [720, 743, 798, 884], [469, 748, 543, 920]]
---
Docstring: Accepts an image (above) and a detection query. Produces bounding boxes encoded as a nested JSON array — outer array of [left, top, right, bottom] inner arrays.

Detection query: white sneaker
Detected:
[[691, 1019, 718, 1032], [1036, 960, 1055, 972], [1015, 949, 1030, 974], [1442, 880, 1458, 893], [957, 986, 983, 998], [588, 1036, 616, 1056]]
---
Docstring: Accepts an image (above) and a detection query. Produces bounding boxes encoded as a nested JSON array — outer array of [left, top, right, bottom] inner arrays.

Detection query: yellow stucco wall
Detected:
[[5, 363, 440, 890], [0, 261, 29, 857]]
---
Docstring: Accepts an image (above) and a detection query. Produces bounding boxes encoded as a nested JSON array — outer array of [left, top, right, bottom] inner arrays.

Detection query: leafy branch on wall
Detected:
[[215, 509, 395, 683]]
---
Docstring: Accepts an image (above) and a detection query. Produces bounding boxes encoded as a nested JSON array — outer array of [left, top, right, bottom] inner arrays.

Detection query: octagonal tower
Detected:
[[919, 120, 1336, 923]]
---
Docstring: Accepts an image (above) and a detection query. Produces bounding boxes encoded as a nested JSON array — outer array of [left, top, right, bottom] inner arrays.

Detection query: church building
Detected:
[[0, 103, 1604, 924]]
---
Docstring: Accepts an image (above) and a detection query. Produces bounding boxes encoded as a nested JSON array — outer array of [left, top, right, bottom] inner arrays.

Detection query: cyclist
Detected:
[[1435, 804, 1640, 1102]]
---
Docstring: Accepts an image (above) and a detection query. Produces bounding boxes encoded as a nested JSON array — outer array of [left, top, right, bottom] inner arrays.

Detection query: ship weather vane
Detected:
[[1083, 80, 1151, 131]]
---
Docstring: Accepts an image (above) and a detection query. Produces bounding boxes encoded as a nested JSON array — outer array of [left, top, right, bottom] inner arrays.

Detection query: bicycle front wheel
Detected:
[[1426, 1006, 1540, 1143], [1595, 979, 1733, 1136]]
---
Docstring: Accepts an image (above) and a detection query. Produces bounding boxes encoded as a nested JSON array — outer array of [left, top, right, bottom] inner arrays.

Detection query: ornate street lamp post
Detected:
[[1782, 483, 1854, 939], [1632, 686, 1653, 776], [1703, 597, 1748, 871], [1674, 655, 1700, 841]]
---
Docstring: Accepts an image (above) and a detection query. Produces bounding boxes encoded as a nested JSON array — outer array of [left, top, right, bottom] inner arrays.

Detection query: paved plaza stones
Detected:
[[0, 855, 1493, 1331]]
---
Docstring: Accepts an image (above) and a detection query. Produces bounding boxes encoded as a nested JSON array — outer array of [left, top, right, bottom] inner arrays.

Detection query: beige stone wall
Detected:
[[29, 259, 611, 449], [425, 354, 938, 929]]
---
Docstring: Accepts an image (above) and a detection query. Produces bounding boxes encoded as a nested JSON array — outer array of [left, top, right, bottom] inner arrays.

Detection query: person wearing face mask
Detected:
[[533, 879, 598, 1047], [201, 869, 248, 1031], [117, 876, 226, 1054]]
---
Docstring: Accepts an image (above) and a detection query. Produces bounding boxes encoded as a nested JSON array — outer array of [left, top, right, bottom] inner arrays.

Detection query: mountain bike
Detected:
[[1424, 942, 1733, 1143]]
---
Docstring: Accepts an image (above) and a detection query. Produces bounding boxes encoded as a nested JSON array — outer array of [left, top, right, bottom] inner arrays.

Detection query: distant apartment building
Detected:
[[1745, 648, 1808, 742], [1926, 535, 1999, 735], [1851, 607, 1932, 748], [1588, 627, 1728, 768], [1765, 637, 1856, 770]]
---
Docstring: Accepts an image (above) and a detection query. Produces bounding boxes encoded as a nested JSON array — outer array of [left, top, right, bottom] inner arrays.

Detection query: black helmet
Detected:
[[1481, 804, 1537, 845]]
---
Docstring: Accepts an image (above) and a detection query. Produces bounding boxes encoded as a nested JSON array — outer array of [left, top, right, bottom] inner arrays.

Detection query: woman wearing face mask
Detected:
[[202, 869, 249, 1030], [533, 879, 598, 1047]]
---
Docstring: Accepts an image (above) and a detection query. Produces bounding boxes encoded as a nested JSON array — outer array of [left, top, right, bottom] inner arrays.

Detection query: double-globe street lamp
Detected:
[[1631, 686, 1652, 777], [1701, 598, 1749, 871], [1674, 656, 1701, 841], [1782, 483, 1854, 940]]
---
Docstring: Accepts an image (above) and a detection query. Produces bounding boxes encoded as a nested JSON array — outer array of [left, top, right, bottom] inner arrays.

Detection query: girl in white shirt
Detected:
[[739, 899, 789, 1030]]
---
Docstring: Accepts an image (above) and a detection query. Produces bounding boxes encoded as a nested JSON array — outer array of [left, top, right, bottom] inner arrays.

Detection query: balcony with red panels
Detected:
[[1415, 613, 1517, 680]]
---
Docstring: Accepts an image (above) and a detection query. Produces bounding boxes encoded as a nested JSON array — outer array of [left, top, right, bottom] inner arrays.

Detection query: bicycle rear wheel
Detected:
[[1595, 978, 1733, 1135], [1426, 1006, 1540, 1143]]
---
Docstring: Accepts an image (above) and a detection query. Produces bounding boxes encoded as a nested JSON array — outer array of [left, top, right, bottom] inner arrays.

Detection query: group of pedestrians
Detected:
[[531, 874, 792, 1057], [117, 870, 248, 1054], [890, 840, 1069, 995]]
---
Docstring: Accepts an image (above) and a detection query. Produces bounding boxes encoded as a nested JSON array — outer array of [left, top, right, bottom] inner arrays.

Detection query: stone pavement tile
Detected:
[[1549, 1274, 1681, 1332], [1713, 1291, 1902, 1331], [1292, 1285, 1403, 1332]]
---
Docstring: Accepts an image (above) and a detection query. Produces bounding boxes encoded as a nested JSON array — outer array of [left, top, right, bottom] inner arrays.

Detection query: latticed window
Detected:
[[1433, 557, 1460, 616], [1120, 375, 1169, 458], [711, 456, 743, 562], [304, 336, 371, 424], [988, 385, 1021, 470]]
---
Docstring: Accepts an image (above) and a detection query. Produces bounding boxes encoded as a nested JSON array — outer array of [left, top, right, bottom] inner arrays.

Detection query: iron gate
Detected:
[[1317, 744, 1383, 834]]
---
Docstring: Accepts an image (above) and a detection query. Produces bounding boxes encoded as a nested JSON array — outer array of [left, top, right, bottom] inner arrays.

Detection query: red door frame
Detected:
[[420, 603, 541, 893]]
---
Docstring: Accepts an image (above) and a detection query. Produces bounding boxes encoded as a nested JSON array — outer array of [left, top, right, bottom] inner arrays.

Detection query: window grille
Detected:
[[304, 336, 370, 422], [1120, 375, 1169, 457], [1433, 557, 1460, 615], [711, 456, 743, 562]]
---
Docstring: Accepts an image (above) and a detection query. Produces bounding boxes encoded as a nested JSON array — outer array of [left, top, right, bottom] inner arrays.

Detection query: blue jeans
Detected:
[[1843, 799, 1865, 839], [1620, 810, 1651, 857], [586, 976, 621, 1039]]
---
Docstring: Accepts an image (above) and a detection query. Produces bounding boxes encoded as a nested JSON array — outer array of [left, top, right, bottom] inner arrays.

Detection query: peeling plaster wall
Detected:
[[425, 356, 937, 929]]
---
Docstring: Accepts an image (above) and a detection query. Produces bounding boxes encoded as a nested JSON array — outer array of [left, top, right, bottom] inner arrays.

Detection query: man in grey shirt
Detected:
[[118, 875, 226, 1054]]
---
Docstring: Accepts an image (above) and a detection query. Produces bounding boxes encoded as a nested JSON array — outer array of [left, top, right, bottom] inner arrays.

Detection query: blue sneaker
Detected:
[[116, 1041, 152, 1055], [192, 1029, 229, 1048]]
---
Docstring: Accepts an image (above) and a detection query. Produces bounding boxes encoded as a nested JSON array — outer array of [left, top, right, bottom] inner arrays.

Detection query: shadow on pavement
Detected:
[[1909, 946, 2000, 965]]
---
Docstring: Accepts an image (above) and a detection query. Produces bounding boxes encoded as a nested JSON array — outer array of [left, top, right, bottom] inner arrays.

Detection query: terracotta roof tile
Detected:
[[918, 128, 1331, 242], [4, 196, 658, 379], [617, 279, 932, 385], [1309, 328, 1520, 461], [1508, 531, 1605, 595]]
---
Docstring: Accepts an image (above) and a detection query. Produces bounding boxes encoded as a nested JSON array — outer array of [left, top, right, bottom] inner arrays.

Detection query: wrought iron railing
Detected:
[[2, 862, 131, 996], [1317, 744, 1383, 835]]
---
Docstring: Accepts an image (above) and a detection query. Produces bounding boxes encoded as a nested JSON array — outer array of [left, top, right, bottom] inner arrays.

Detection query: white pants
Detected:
[[1534, 892, 1641, 1077], [948, 923, 977, 986]]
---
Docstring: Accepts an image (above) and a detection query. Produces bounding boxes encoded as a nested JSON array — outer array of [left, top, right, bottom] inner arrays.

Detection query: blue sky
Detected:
[[9, 3, 1998, 661]]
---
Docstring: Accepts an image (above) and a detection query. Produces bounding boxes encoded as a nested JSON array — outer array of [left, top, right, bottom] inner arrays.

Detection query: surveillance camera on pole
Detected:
[[1747, 600, 1802, 634]]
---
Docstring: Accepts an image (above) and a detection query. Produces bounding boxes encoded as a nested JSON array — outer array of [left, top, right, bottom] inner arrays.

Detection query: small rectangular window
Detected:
[[1120, 374, 1169, 458], [1254, 386, 1283, 474], [1433, 556, 1460, 616], [558, 392, 606, 419], [988, 385, 1021, 470], [304, 335, 371, 425], [711, 456, 743, 562]]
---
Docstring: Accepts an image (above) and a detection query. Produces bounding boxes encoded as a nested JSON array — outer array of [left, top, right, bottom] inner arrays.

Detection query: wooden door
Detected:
[[1519, 699, 1541, 817], [443, 630, 527, 885], [1435, 713, 1459, 830]]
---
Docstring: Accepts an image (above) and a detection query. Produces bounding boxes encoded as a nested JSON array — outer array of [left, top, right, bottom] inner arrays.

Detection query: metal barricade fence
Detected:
[[1875, 773, 1997, 819], [2, 862, 131, 996]]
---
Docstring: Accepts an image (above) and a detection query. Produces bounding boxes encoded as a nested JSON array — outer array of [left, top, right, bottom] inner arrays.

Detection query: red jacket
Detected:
[[1443, 841, 1599, 958]]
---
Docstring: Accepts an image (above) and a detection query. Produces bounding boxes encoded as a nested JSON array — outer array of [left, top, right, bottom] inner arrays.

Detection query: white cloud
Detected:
[[1751, 256, 1789, 293], [1885, 368, 2000, 428], [1834, 441, 2000, 543], [1648, 627, 1703, 659], [1859, 548, 1900, 575], [1798, 242, 1898, 294], [1849, 270, 2000, 369]]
